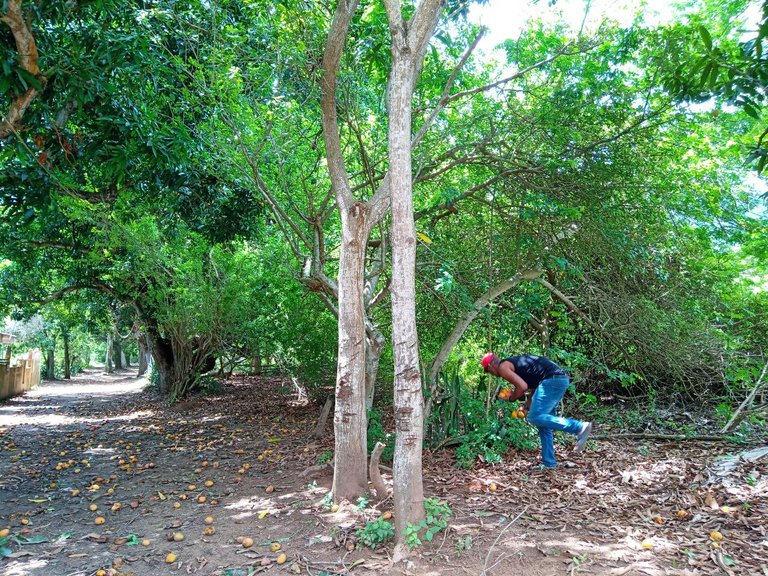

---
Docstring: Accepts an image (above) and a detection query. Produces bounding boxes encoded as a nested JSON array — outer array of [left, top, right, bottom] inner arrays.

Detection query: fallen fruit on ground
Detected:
[[172, 532, 185, 542], [242, 537, 254, 548], [89, 504, 98, 512], [277, 552, 287, 564], [265, 485, 274, 493], [0, 528, 9, 537], [270, 542, 281, 552], [142, 539, 151, 546], [94, 517, 105, 525], [710, 531, 724, 540], [204, 526, 215, 535], [165, 552, 177, 563], [204, 516, 214, 524], [381, 511, 392, 520], [331, 504, 339, 512], [489, 483, 497, 491]]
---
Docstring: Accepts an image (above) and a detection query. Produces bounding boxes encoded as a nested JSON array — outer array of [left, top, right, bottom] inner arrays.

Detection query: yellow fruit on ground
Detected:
[[197, 495, 207, 504], [71, 489, 80, 497], [111, 503, 122, 512], [381, 511, 392, 520], [204, 480, 214, 487], [640, 539, 654, 549], [270, 542, 281, 552], [96, 570, 107, 576], [94, 517, 106, 525], [187, 485, 196, 491], [330, 504, 339, 513], [0, 528, 9, 537], [19, 519, 29, 526], [203, 526, 216, 536], [173, 502, 181, 509], [165, 552, 177, 563], [172, 532, 184, 542], [242, 537, 254, 548], [89, 504, 98, 512], [489, 483, 497, 491], [204, 516, 214, 524], [710, 531, 724, 541], [142, 539, 151, 546], [277, 553, 287, 565], [265, 485, 274, 494], [676, 510, 688, 519]]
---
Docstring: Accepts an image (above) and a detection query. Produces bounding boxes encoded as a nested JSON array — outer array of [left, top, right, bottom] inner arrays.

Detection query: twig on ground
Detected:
[[480, 506, 529, 576]]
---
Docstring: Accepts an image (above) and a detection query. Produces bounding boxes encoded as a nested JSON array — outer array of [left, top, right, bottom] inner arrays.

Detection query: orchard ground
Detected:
[[0, 368, 765, 576]]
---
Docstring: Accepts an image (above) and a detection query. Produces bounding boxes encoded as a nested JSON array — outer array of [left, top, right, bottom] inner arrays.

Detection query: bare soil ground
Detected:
[[0, 369, 766, 576]]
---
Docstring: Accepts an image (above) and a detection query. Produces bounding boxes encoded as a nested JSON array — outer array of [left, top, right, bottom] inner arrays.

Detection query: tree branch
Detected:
[[1, 0, 45, 139]]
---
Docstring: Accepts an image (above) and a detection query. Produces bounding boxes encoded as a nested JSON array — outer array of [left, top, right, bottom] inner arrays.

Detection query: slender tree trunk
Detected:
[[63, 331, 71, 379], [331, 209, 370, 501], [365, 330, 385, 410], [104, 334, 114, 373], [382, 0, 443, 558], [389, 53, 425, 554], [46, 347, 55, 380]]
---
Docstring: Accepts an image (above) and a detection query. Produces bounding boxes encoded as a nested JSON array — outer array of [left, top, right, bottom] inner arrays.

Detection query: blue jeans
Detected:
[[526, 377, 584, 467]]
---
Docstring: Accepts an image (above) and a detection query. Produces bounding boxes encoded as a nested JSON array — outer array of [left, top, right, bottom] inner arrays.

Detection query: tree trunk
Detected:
[[45, 347, 55, 380], [382, 0, 443, 558], [113, 338, 123, 370], [365, 330, 385, 410], [330, 208, 370, 501], [137, 333, 151, 377], [63, 330, 71, 379], [104, 334, 114, 373], [149, 334, 173, 395]]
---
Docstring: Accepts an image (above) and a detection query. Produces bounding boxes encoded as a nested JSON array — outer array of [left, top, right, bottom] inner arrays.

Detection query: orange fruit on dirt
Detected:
[[94, 517, 106, 525], [142, 539, 151, 546], [0, 528, 9, 537], [203, 526, 216, 536], [710, 531, 724, 541], [204, 480, 214, 487], [277, 553, 287, 565], [381, 511, 392, 520], [19, 519, 29, 526], [265, 485, 274, 494], [269, 542, 281, 552], [165, 552, 177, 563], [489, 483, 497, 491], [242, 537, 254, 548], [197, 495, 207, 504], [204, 516, 214, 524]]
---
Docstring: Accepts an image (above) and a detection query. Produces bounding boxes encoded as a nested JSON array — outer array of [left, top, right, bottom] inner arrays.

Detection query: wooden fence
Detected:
[[0, 349, 42, 401]]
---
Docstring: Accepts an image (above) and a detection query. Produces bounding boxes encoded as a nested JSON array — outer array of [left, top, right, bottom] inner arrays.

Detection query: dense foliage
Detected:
[[1, 1, 766, 460]]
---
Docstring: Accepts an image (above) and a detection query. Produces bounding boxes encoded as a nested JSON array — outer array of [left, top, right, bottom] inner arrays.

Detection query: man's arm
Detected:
[[497, 361, 528, 401]]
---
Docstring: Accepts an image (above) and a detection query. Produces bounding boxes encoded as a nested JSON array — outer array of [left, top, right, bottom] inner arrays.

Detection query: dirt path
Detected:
[[0, 369, 765, 576]]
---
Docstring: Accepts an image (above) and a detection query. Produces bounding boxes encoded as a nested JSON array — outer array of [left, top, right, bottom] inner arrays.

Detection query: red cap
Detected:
[[481, 353, 495, 370]]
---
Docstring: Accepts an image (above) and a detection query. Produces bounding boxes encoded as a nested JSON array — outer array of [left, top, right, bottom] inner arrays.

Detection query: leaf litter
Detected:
[[0, 367, 765, 575]]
